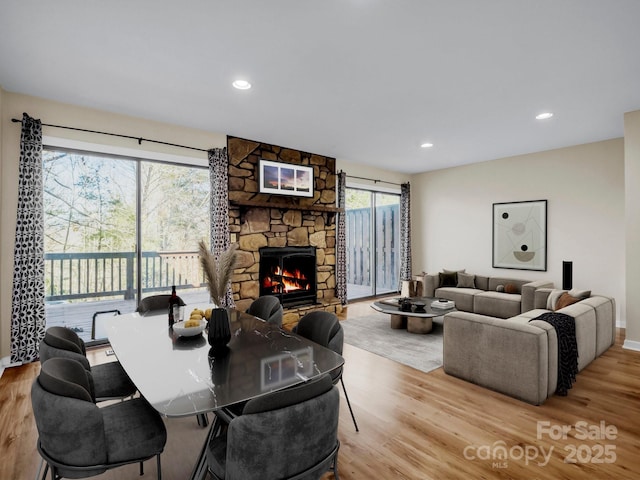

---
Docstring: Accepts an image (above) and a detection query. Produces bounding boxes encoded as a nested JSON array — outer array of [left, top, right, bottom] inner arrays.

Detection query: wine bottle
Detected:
[[168, 285, 179, 327]]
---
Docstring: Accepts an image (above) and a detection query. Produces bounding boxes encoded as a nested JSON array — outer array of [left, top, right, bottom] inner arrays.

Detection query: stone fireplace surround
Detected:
[[227, 136, 344, 328]]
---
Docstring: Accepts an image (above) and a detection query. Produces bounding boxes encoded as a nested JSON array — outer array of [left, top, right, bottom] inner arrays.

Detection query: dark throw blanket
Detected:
[[530, 312, 579, 396]]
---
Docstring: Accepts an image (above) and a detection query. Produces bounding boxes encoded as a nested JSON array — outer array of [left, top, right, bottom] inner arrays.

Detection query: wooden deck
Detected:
[[347, 282, 397, 300], [45, 289, 210, 343]]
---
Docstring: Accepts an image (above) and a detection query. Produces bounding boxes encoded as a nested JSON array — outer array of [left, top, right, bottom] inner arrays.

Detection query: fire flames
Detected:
[[262, 265, 310, 293]]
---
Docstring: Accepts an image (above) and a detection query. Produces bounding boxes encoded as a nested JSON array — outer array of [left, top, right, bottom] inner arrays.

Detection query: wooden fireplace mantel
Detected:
[[230, 199, 344, 214]]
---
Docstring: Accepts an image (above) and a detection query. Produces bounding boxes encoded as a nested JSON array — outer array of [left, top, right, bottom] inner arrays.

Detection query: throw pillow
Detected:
[[457, 272, 476, 288], [504, 284, 519, 294], [546, 289, 568, 310], [555, 292, 580, 310], [496, 284, 505, 292], [443, 268, 466, 274], [568, 289, 591, 300], [439, 272, 457, 287]]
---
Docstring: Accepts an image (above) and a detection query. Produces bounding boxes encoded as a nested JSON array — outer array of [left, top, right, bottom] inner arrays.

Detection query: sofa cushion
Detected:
[[580, 296, 615, 356], [457, 273, 476, 288], [521, 281, 555, 313], [474, 292, 522, 319], [475, 275, 490, 291], [434, 287, 480, 312], [508, 309, 550, 325], [555, 302, 597, 371]]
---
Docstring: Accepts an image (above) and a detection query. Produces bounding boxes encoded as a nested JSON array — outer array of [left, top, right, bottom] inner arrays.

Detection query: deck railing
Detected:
[[346, 204, 399, 291], [44, 250, 205, 302]]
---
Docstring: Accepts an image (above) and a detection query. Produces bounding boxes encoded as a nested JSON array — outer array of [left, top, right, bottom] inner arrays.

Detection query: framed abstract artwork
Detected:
[[259, 159, 314, 197], [492, 200, 547, 271]]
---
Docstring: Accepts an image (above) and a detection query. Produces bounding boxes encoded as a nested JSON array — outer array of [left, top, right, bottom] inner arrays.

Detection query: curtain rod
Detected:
[[11, 117, 210, 153], [344, 173, 404, 186]]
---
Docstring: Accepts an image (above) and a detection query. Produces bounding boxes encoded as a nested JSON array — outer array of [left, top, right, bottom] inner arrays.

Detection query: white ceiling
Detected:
[[1, 0, 640, 174]]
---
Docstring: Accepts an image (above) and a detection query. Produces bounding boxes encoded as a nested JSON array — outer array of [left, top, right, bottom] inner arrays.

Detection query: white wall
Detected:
[[411, 139, 626, 326]]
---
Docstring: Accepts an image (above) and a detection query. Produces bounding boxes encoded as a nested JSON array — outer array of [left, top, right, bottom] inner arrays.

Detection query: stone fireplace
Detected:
[[227, 136, 344, 328]]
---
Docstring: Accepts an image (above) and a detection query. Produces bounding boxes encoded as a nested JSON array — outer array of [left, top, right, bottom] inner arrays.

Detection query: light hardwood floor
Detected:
[[2, 300, 640, 480]]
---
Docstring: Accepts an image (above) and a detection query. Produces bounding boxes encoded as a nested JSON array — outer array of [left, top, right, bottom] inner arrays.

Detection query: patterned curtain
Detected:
[[208, 147, 234, 308], [11, 113, 46, 364], [335, 171, 348, 305], [399, 182, 412, 283]]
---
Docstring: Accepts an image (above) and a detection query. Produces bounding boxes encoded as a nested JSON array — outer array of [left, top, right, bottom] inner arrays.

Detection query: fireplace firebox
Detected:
[[259, 246, 317, 307]]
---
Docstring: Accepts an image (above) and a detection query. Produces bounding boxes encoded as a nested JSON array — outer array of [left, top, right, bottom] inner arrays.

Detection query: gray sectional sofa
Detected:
[[421, 271, 554, 318], [442, 287, 616, 405]]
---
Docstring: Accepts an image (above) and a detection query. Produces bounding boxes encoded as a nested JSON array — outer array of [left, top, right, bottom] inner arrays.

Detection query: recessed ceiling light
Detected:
[[536, 112, 554, 120], [421, 142, 434, 148], [232, 80, 252, 90]]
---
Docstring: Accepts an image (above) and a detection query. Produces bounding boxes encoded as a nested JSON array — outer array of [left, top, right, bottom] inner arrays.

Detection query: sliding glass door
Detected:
[[345, 188, 400, 300], [43, 148, 210, 343]]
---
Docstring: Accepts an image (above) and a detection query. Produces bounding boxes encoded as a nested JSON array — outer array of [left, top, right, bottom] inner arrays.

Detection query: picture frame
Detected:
[[259, 159, 314, 197], [492, 200, 547, 271]]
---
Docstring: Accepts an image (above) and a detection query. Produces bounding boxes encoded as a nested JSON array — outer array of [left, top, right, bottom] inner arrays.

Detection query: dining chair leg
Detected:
[[190, 415, 220, 480], [37, 461, 48, 480], [34, 458, 44, 480], [139, 461, 144, 475], [197, 413, 209, 427], [340, 377, 359, 432], [332, 447, 340, 480], [157, 453, 162, 480]]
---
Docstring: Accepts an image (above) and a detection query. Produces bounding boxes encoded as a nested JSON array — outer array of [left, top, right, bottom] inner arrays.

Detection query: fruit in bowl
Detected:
[[173, 319, 206, 337]]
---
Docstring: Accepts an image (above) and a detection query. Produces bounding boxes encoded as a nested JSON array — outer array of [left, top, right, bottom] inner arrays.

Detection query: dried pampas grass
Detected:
[[198, 240, 238, 306]]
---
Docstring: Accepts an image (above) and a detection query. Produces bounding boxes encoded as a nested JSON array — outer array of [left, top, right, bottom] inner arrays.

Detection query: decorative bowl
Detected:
[[172, 319, 206, 337], [413, 301, 426, 312]]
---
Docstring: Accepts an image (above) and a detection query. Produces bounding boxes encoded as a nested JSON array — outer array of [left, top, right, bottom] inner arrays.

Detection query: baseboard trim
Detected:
[[622, 339, 640, 352]]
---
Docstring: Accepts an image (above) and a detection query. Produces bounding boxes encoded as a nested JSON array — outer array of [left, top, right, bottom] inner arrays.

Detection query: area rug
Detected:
[[341, 309, 444, 373]]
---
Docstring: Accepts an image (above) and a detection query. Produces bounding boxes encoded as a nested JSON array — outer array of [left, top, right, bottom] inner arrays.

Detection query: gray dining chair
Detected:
[[246, 295, 283, 327], [39, 326, 136, 401], [136, 294, 185, 315], [294, 310, 360, 432], [31, 357, 167, 480], [91, 309, 120, 340], [207, 373, 340, 480]]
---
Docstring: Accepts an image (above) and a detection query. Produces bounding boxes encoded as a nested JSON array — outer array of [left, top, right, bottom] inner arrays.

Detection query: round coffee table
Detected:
[[371, 297, 456, 334]]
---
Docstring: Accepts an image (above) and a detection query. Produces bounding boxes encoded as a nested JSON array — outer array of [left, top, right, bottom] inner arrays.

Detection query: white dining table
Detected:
[[105, 305, 344, 479]]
